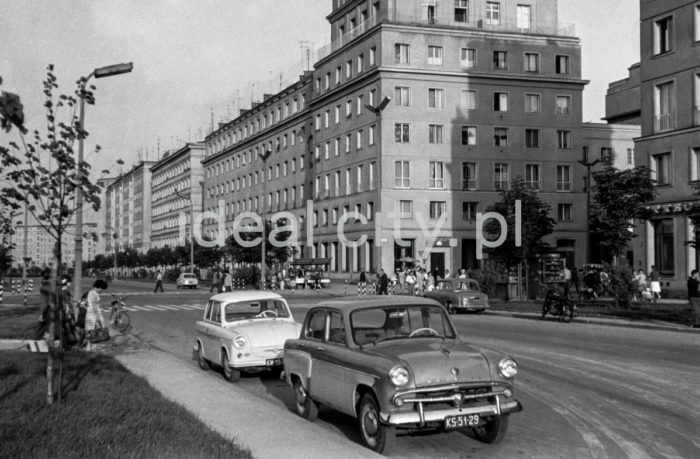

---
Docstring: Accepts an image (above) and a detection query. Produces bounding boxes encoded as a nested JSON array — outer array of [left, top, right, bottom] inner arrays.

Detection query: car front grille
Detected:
[[394, 382, 509, 411]]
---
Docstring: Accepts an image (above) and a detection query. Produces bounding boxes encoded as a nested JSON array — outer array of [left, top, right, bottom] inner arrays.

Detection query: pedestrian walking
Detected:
[[84, 279, 108, 351], [222, 270, 233, 292], [687, 270, 700, 328], [405, 270, 416, 296], [34, 270, 57, 340], [359, 268, 367, 295], [378, 269, 389, 295], [210, 270, 220, 293], [649, 266, 661, 302], [154, 270, 164, 293], [562, 265, 572, 298]]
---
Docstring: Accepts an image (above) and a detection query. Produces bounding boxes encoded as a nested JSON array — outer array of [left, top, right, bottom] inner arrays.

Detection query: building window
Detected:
[[695, 73, 700, 125], [462, 162, 477, 190], [428, 88, 445, 108], [346, 100, 352, 117], [517, 4, 531, 31], [524, 52, 539, 72], [654, 16, 673, 55], [430, 201, 447, 219], [345, 134, 351, 153], [494, 163, 509, 190], [493, 51, 507, 70], [461, 89, 477, 110], [556, 165, 571, 191], [557, 204, 573, 222], [345, 169, 352, 195], [652, 152, 671, 185], [462, 202, 477, 221], [655, 81, 676, 132], [455, 0, 469, 22], [367, 201, 374, 220], [494, 127, 509, 147], [601, 147, 614, 165], [524, 93, 540, 113], [654, 218, 675, 276], [692, 148, 700, 181], [557, 130, 571, 149], [486, 1, 500, 25], [369, 46, 376, 66], [357, 95, 364, 115], [627, 148, 634, 166], [357, 165, 363, 192], [556, 55, 570, 74], [428, 46, 443, 65], [357, 54, 364, 73], [395, 161, 410, 188], [555, 95, 571, 115], [696, 5, 700, 42], [525, 128, 539, 148], [494, 92, 509, 111], [461, 48, 476, 68], [525, 164, 541, 190], [461, 126, 477, 145], [369, 125, 376, 146], [395, 43, 410, 63], [369, 162, 376, 189], [429, 124, 444, 144], [395, 123, 410, 143], [399, 200, 413, 218], [429, 161, 445, 189], [395, 86, 411, 106], [356, 130, 363, 149]]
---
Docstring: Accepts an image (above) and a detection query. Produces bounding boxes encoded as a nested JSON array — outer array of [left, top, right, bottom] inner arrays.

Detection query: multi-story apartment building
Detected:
[[150, 143, 205, 249], [203, 0, 590, 277], [582, 123, 639, 171], [632, 0, 700, 292], [105, 161, 156, 254], [9, 221, 98, 268]]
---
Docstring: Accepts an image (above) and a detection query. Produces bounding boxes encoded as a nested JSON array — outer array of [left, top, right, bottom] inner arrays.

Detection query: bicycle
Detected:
[[109, 293, 131, 332]]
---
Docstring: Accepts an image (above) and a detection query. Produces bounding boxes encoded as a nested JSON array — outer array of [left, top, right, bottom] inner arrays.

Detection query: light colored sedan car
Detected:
[[176, 273, 199, 289], [284, 297, 521, 454], [424, 279, 489, 314], [194, 291, 301, 382]]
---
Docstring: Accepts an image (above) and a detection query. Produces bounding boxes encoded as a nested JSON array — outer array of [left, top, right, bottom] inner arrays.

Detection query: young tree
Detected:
[[483, 177, 556, 298], [0, 66, 104, 404], [589, 166, 656, 262]]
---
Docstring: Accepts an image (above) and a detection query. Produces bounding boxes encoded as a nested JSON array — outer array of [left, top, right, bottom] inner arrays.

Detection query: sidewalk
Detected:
[[112, 336, 380, 459]]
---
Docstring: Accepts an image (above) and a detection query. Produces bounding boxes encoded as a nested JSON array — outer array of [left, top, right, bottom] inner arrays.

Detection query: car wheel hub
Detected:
[[363, 408, 379, 437]]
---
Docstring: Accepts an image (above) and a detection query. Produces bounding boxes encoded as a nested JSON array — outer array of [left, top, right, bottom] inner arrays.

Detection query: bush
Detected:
[[232, 266, 259, 286], [606, 263, 636, 308], [164, 268, 181, 282]]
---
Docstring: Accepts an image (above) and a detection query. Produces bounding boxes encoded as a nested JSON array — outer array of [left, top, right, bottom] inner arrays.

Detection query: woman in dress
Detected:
[[85, 279, 108, 351]]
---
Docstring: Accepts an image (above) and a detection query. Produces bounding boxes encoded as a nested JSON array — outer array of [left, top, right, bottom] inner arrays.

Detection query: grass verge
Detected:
[[0, 350, 252, 459], [0, 303, 41, 339]]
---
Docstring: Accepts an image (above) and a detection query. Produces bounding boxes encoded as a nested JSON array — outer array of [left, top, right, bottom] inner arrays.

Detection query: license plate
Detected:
[[445, 414, 480, 429], [266, 359, 282, 366]]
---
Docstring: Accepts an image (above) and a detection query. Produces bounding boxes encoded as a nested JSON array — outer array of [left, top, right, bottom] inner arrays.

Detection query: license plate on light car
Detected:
[[266, 359, 282, 366], [445, 414, 480, 429]]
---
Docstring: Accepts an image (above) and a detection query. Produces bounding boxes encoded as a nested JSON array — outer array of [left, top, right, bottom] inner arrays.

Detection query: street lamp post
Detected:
[[578, 146, 600, 264], [74, 62, 133, 301], [260, 150, 271, 289]]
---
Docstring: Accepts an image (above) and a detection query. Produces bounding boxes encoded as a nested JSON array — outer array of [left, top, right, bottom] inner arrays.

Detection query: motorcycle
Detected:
[[541, 288, 575, 323]]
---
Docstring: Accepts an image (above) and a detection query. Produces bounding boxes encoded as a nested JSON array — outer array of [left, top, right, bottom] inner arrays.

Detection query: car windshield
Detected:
[[183, 274, 195, 278], [435, 282, 452, 291], [223, 299, 290, 322], [454, 281, 478, 291], [350, 305, 456, 346]]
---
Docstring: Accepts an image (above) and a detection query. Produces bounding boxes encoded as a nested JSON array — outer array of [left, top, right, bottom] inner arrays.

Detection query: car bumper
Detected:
[[380, 398, 522, 426], [231, 350, 284, 369]]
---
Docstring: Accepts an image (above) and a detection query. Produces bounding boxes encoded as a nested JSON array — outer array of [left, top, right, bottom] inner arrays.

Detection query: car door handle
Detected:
[[316, 347, 326, 352]]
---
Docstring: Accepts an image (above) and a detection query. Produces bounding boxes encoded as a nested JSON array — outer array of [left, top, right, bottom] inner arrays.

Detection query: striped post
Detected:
[[0, 279, 3, 304], [369, 281, 376, 295], [344, 280, 348, 295]]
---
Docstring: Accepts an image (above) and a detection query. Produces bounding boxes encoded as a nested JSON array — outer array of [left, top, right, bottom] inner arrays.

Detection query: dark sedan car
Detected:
[[424, 278, 489, 314], [283, 297, 521, 454]]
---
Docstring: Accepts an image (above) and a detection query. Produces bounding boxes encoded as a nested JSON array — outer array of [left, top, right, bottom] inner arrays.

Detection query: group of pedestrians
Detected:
[[209, 269, 233, 293], [35, 270, 108, 350]]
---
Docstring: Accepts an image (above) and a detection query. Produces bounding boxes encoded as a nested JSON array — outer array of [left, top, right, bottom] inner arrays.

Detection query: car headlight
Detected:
[[498, 358, 518, 379], [234, 336, 247, 349], [389, 366, 410, 387], [462, 297, 469, 306]]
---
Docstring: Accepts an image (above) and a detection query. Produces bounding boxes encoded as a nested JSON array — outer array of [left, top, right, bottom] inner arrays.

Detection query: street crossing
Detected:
[[122, 303, 205, 313]]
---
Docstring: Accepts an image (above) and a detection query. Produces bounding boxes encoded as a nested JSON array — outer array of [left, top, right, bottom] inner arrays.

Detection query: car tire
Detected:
[[293, 378, 318, 421], [472, 414, 509, 444], [475, 309, 485, 314], [221, 353, 241, 382], [446, 302, 455, 315], [197, 342, 210, 371], [562, 303, 575, 323], [358, 393, 395, 455]]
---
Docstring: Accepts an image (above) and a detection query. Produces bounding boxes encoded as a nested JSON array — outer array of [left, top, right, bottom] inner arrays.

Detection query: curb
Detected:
[[484, 310, 700, 334]]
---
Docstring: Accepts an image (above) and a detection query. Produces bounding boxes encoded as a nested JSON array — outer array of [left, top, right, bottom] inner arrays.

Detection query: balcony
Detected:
[[654, 112, 676, 133]]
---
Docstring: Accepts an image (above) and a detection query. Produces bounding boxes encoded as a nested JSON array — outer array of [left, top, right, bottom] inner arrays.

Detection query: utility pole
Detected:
[[578, 146, 600, 264], [260, 150, 271, 289]]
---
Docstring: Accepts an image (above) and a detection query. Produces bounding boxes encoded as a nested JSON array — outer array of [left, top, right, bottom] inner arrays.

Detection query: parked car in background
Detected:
[[423, 279, 488, 314], [283, 297, 521, 454], [176, 272, 199, 289], [194, 291, 301, 382]]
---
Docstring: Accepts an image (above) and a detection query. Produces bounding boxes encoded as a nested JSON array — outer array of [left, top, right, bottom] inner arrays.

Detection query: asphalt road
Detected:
[[104, 281, 700, 459]]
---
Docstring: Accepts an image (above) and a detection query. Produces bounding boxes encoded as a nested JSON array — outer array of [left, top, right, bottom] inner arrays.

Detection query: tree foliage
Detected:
[[225, 219, 296, 266], [483, 177, 556, 267], [589, 166, 656, 259]]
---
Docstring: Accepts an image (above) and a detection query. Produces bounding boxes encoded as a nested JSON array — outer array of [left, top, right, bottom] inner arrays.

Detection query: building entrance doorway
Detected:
[[430, 252, 445, 279]]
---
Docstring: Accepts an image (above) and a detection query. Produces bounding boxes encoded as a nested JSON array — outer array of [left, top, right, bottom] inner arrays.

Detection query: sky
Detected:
[[0, 0, 640, 178]]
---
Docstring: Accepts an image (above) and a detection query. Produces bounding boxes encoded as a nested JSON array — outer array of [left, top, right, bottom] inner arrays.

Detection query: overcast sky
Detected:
[[0, 0, 639, 177]]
